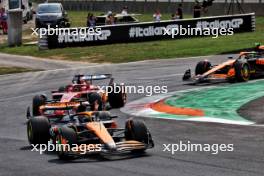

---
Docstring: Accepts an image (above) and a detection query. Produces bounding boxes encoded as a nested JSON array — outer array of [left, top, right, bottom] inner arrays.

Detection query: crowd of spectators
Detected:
[[86, 1, 211, 27], [155, 0, 211, 21]]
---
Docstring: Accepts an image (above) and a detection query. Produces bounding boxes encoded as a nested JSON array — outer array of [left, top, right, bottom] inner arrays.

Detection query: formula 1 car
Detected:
[[27, 101, 93, 144], [27, 110, 154, 160], [183, 48, 264, 84], [32, 74, 127, 116]]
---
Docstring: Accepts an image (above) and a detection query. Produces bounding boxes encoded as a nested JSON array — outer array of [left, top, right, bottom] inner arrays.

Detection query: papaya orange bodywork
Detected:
[[202, 59, 236, 77], [86, 122, 114, 144]]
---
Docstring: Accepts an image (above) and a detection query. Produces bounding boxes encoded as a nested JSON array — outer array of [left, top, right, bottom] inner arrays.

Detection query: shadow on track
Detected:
[[48, 153, 151, 164]]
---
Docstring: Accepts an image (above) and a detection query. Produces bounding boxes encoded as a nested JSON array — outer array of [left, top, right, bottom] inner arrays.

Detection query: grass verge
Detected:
[[0, 66, 39, 75]]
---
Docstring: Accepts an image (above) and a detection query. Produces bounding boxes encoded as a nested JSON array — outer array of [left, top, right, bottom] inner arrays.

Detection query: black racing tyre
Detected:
[[234, 61, 250, 82], [32, 95, 46, 116], [56, 127, 77, 160], [27, 116, 50, 145], [195, 60, 212, 75], [26, 12, 30, 21], [125, 119, 152, 153], [58, 86, 66, 92], [108, 84, 126, 108], [88, 92, 103, 111], [125, 119, 149, 143]]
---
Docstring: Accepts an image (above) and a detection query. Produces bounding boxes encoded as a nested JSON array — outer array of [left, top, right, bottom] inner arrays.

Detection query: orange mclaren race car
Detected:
[[32, 74, 127, 116], [27, 111, 154, 160], [183, 45, 264, 84], [27, 101, 94, 144]]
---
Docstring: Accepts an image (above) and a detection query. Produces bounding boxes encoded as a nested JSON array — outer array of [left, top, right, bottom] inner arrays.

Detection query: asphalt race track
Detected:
[[1, 54, 264, 176]]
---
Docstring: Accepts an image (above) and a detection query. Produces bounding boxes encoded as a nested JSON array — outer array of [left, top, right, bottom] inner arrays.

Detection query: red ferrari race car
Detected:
[[183, 45, 264, 84], [32, 74, 127, 116]]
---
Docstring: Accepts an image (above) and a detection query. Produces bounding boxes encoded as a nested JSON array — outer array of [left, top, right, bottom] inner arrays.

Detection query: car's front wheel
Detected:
[[108, 84, 126, 108], [125, 119, 153, 153], [32, 95, 46, 116], [234, 61, 250, 82], [27, 116, 50, 145], [195, 60, 212, 75]]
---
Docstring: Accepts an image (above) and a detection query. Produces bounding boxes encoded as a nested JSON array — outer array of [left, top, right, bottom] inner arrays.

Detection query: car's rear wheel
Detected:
[[32, 95, 46, 116], [195, 60, 212, 75], [88, 92, 103, 111], [234, 61, 250, 82], [56, 127, 77, 160], [125, 119, 153, 153], [27, 116, 50, 145], [108, 84, 126, 108]]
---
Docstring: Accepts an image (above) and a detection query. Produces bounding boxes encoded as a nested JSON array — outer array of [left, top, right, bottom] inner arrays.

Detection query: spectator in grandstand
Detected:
[[202, 0, 214, 13], [202, 0, 208, 13], [176, 3, 183, 19], [193, 0, 202, 18], [153, 9, 162, 22], [86, 13, 91, 27], [0, 7, 7, 34], [171, 14, 177, 20], [87, 13, 96, 27], [105, 12, 115, 25], [121, 6, 128, 15]]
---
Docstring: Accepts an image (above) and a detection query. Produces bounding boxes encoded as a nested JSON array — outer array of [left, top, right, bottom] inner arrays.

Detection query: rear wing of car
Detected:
[[72, 74, 113, 85]]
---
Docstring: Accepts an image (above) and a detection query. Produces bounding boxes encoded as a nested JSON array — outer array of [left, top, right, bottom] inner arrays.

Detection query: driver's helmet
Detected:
[[79, 78, 91, 85], [67, 85, 73, 92]]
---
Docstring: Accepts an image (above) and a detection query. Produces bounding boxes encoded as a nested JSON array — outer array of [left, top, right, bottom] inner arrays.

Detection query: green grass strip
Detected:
[[164, 80, 264, 122]]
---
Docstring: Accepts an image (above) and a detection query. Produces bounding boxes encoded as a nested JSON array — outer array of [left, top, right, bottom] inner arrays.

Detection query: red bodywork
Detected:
[[52, 84, 107, 103]]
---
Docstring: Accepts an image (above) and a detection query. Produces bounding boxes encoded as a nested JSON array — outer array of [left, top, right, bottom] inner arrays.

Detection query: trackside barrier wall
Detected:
[[43, 13, 255, 49]]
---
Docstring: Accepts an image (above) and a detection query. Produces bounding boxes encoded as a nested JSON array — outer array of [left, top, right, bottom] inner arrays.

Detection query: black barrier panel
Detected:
[[45, 13, 255, 49]]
